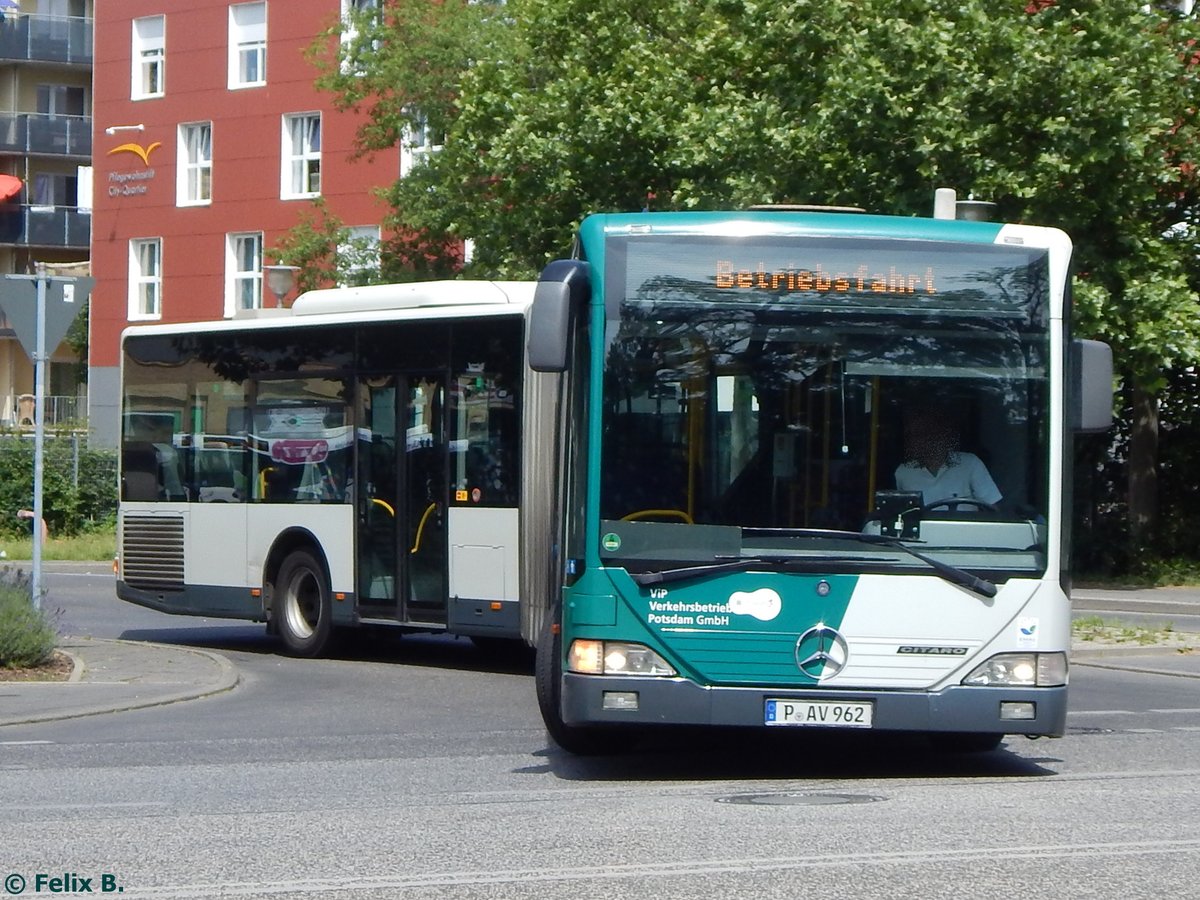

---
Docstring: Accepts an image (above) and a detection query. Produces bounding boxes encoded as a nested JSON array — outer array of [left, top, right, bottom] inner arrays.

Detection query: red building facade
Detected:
[[89, 0, 397, 445]]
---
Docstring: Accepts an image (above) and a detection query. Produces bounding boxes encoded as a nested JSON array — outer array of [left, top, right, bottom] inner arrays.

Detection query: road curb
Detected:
[[1072, 658, 1200, 680], [1071, 643, 1199, 660], [0, 638, 240, 728]]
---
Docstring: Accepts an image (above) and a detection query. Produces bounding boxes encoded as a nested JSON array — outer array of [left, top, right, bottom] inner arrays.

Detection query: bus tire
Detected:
[[274, 549, 333, 658], [928, 732, 1004, 753], [535, 608, 623, 756]]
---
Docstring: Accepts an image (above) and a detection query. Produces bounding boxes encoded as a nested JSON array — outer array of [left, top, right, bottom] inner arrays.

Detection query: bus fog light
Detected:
[[568, 639, 605, 674], [1000, 701, 1037, 720], [602, 691, 639, 710], [963, 652, 1067, 687]]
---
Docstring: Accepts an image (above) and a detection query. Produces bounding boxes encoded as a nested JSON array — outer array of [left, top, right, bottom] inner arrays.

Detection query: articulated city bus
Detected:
[[116, 205, 1111, 754], [117, 281, 563, 656], [525, 206, 1112, 753]]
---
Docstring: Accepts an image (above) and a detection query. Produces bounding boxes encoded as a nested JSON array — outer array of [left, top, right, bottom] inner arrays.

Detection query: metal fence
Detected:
[[12, 394, 85, 428]]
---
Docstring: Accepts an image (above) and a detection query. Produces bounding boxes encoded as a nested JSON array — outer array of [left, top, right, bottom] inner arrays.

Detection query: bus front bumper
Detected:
[[561, 673, 1067, 736]]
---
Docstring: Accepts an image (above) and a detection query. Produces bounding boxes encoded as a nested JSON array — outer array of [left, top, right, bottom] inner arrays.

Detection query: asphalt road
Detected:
[[0, 566, 1196, 899]]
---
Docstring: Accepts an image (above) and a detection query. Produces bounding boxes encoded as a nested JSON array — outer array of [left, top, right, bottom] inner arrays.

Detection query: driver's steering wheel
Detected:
[[918, 496, 997, 514]]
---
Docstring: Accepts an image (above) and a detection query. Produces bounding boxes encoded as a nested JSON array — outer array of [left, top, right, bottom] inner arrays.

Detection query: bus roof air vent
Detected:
[[748, 204, 866, 214]]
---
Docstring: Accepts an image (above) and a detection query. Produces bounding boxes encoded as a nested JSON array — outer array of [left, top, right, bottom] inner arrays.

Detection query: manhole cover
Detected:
[[717, 792, 885, 807]]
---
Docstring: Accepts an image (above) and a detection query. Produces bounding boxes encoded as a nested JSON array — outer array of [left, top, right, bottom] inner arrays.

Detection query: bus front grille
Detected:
[[121, 515, 185, 591]]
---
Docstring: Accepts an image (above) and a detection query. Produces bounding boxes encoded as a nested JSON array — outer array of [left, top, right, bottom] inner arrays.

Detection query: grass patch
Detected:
[[1072, 615, 1177, 646], [0, 530, 115, 562], [1076, 557, 1200, 588], [0, 569, 56, 668]]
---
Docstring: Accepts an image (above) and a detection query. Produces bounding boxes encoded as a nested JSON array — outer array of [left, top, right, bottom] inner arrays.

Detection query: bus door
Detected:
[[403, 374, 448, 620], [355, 372, 448, 625]]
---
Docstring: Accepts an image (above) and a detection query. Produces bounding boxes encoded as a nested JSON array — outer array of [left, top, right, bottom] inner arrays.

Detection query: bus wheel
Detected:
[[928, 732, 1004, 753], [535, 609, 622, 756], [274, 549, 332, 658]]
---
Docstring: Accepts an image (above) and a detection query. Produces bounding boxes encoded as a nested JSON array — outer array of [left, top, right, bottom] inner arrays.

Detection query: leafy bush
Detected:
[[0, 569, 56, 668], [0, 435, 117, 538]]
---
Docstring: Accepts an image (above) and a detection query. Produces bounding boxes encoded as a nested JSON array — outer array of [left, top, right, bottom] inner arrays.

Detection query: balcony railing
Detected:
[[0, 203, 90, 249], [0, 113, 91, 158], [0, 15, 93, 66], [11, 393, 84, 428]]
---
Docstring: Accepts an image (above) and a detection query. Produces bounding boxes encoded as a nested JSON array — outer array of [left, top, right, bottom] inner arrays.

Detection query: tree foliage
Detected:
[[315, 0, 1200, 370], [304, 0, 1200, 560], [0, 438, 116, 538]]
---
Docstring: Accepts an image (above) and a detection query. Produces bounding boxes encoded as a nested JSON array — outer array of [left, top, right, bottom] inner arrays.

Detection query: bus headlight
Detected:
[[962, 652, 1067, 687], [567, 640, 677, 676]]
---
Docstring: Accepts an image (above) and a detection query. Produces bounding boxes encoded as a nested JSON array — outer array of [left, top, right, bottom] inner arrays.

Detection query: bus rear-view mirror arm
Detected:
[[528, 259, 590, 373], [1071, 338, 1113, 433]]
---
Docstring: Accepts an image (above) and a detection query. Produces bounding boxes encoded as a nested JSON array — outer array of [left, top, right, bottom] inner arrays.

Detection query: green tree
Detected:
[[312, 0, 1200, 551]]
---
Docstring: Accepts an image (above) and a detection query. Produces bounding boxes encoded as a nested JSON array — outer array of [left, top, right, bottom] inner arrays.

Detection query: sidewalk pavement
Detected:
[[0, 637, 238, 728], [1, 620, 1197, 729]]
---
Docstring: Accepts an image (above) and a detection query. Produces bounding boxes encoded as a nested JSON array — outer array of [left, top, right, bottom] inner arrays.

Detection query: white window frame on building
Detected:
[[129, 238, 163, 321], [225, 232, 264, 315], [177, 121, 213, 206], [399, 111, 443, 178], [131, 16, 165, 100], [229, 2, 267, 89], [337, 224, 380, 286], [281, 112, 321, 198], [339, 0, 380, 73]]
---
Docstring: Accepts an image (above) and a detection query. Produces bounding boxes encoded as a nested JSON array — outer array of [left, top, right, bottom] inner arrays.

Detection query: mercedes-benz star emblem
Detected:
[[795, 624, 849, 680]]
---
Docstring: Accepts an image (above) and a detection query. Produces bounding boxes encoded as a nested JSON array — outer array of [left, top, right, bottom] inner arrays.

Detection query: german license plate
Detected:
[[765, 698, 874, 728]]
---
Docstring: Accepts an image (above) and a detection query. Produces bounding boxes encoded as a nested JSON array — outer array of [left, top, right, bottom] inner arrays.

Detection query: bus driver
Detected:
[[894, 407, 1002, 508]]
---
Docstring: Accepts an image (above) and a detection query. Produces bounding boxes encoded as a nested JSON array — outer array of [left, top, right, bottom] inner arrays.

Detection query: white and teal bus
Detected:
[[526, 205, 1112, 753], [116, 204, 1110, 754]]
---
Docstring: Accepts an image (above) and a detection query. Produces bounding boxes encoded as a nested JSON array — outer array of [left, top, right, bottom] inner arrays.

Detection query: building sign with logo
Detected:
[[106, 140, 161, 198]]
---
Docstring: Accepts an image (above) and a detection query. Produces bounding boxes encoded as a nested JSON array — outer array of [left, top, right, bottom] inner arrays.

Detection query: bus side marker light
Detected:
[[490, 602, 502, 611], [602, 691, 640, 711], [568, 639, 605, 674], [1000, 702, 1036, 721], [250, 588, 262, 598], [335, 593, 347, 602]]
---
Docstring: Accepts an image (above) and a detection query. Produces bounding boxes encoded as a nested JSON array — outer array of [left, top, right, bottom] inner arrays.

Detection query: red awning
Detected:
[[0, 174, 22, 203]]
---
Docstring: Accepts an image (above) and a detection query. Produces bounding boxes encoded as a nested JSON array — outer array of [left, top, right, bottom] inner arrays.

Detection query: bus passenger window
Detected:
[[450, 370, 518, 506]]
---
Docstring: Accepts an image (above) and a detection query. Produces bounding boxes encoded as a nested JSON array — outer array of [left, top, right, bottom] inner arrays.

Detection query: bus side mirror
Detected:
[[1072, 338, 1113, 433], [528, 260, 590, 373]]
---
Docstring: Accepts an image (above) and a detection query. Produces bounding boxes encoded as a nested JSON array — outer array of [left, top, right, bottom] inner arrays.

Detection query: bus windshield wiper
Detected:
[[738, 528, 997, 598], [628, 555, 890, 587]]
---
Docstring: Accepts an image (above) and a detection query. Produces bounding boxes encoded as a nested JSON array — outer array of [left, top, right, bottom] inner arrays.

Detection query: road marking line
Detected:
[[1066, 710, 1136, 716]]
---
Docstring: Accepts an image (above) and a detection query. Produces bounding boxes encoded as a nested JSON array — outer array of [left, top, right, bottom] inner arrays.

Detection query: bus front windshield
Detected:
[[598, 234, 1052, 580]]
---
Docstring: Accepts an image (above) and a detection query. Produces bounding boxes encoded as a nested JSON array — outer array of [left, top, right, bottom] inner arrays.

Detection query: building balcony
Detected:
[[0, 203, 90, 249], [9, 393, 85, 428], [0, 113, 91, 158], [0, 14, 93, 66]]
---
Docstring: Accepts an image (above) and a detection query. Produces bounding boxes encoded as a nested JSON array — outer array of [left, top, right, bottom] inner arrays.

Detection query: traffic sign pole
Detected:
[[31, 265, 46, 610]]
